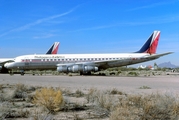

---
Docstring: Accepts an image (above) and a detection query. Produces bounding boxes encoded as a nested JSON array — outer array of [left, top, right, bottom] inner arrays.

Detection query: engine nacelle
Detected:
[[57, 66, 68, 72], [84, 65, 98, 72], [68, 65, 83, 73], [57, 65, 98, 73]]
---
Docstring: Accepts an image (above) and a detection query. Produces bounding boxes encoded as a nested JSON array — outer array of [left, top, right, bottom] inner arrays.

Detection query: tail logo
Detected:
[[46, 42, 60, 54], [136, 31, 160, 54], [51, 42, 60, 54], [146, 31, 160, 54]]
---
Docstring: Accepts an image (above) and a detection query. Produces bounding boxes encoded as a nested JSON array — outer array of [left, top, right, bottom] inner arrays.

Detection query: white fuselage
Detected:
[[4, 53, 153, 71]]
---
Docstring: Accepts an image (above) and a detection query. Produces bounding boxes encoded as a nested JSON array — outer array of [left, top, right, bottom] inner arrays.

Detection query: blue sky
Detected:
[[0, 0, 179, 66]]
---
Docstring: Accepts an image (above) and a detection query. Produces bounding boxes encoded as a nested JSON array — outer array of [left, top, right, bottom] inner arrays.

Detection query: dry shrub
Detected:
[[61, 100, 86, 112], [9, 109, 30, 118], [13, 83, 28, 99], [109, 88, 125, 95], [127, 94, 144, 107], [110, 88, 119, 95], [140, 93, 179, 119], [95, 91, 114, 111], [0, 102, 12, 119], [110, 92, 179, 120], [33, 87, 63, 113], [15, 83, 27, 91], [110, 107, 134, 120], [62, 88, 72, 96], [75, 89, 85, 98], [86, 89, 117, 111], [0, 84, 3, 90], [0, 102, 29, 119], [139, 85, 151, 89], [86, 88, 97, 103]]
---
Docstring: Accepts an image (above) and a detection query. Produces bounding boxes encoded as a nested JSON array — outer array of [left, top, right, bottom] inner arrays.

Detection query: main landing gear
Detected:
[[8, 70, 25, 76], [80, 71, 91, 75]]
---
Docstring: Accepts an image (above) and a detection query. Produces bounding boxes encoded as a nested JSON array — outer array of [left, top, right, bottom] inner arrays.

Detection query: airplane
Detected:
[[0, 42, 60, 73], [138, 65, 147, 69], [4, 31, 172, 75]]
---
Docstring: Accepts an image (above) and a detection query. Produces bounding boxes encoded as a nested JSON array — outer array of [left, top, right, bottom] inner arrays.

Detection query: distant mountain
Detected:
[[158, 62, 178, 68]]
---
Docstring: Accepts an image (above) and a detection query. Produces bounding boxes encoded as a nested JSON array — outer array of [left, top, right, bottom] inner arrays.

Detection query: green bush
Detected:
[[127, 71, 139, 76]]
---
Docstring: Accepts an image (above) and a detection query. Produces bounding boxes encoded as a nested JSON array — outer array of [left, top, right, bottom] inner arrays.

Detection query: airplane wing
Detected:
[[56, 59, 130, 69], [0, 60, 14, 64], [57, 52, 173, 69]]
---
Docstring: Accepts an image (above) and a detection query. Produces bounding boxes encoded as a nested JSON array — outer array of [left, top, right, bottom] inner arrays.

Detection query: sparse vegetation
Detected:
[[0, 84, 3, 90], [13, 83, 28, 99], [110, 93, 179, 120], [127, 71, 139, 76], [30, 109, 54, 120], [75, 89, 85, 97], [139, 85, 151, 89], [109, 88, 124, 95], [33, 87, 63, 114], [1, 83, 179, 119]]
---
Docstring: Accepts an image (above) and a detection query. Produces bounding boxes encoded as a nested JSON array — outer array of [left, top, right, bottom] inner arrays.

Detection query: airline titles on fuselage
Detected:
[[34, 55, 65, 59]]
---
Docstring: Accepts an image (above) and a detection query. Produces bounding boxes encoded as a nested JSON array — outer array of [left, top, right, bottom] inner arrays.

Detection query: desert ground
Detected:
[[0, 73, 179, 120], [0, 74, 179, 94]]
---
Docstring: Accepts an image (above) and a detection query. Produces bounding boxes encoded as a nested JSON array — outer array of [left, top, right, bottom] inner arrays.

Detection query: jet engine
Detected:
[[57, 65, 98, 73], [57, 65, 68, 73]]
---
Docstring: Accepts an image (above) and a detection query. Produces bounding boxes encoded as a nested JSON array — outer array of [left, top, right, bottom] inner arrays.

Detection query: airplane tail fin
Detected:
[[46, 42, 60, 54], [136, 31, 160, 54]]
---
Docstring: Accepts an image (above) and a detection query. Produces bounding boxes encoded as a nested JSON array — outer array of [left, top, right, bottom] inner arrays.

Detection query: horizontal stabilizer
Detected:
[[146, 52, 173, 59]]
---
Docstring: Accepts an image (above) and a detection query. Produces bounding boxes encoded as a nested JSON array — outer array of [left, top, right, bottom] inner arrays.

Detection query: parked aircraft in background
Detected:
[[138, 65, 147, 69], [0, 42, 60, 73], [4, 31, 172, 75]]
